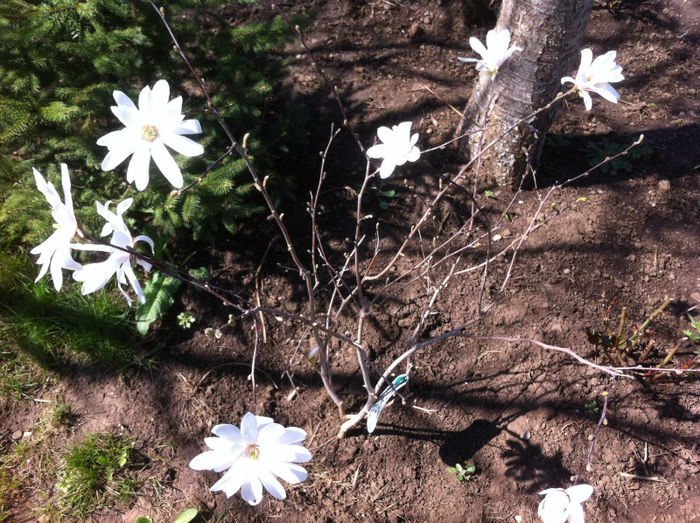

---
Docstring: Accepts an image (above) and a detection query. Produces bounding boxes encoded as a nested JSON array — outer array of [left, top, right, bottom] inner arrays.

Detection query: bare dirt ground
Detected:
[[3, 0, 699, 521]]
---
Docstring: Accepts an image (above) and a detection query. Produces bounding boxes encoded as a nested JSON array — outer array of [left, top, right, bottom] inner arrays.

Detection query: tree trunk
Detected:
[[459, 0, 593, 188]]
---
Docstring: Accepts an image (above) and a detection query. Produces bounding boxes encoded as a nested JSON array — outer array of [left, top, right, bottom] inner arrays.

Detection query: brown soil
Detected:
[[3, 1, 700, 521]]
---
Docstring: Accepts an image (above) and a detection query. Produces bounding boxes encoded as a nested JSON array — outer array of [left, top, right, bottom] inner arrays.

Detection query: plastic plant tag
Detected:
[[366, 374, 409, 434]]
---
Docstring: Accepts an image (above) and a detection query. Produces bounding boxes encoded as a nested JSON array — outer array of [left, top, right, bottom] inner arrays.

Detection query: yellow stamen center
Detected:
[[142, 124, 158, 142], [245, 444, 260, 461]]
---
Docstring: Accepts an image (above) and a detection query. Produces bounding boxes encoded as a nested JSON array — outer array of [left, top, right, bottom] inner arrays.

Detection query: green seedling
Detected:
[[177, 312, 196, 329], [584, 400, 600, 413], [682, 314, 700, 343], [448, 462, 477, 482]]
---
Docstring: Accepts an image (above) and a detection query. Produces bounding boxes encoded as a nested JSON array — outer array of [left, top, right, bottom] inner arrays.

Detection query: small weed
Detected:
[[683, 314, 700, 343], [49, 398, 79, 429], [177, 312, 196, 329], [448, 462, 478, 482], [584, 138, 653, 175], [55, 431, 140, 518], [587, 297, 700, 380], [584, 399, 600, 413]]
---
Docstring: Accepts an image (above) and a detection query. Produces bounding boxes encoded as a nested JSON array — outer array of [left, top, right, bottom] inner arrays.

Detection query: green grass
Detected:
[[55, 431, 140, 518], [0, 250, 157, 375]]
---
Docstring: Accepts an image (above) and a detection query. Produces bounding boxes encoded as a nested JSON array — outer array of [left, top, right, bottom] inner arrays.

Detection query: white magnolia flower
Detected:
[[190, 412, 312, 506], [31, 164, 83, 291], [538, 484, 594, 523], [561, 49, 624, 111], [97, 79, 204, 190], [72, 198, 153, 305], [366, 121, 420, 179], [458, 28, 522, 73]]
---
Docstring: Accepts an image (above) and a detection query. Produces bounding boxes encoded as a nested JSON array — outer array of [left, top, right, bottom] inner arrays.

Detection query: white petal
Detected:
[[259, 468, 286, 500], [138, 84, 152, 112], [189, 449, 235, 472], [241, 477, 263, 506], [457, 57, 479, 63], [269, 443, 312, 463], [566, 484, 593, 504], [162, 133, 204, 157], [376, 126, 394, 144], [581, 91, 593, 111], [567, 503, 585, 523], [406, 146, 420, 162], [379, 159, 397, 179], [593, 83, 620, 104], [73, 258, 118, 295], [111, 104, 139, 127], [96, 129, 127, 148], [258, 422, 285, 444], [122, 264, 145, 304], [212, 424, 242, 442], [267, 461, 307, 484], [133, 234, 155, 254], [127, 145, 152, 191], [150, 79, 170, 112], [561, 76, 576, 86], [241, 412, 259, 444], [113, 90, 137, 110], [116, 197, 133, 217], [278, 427, 307, 445], [211, 466, 246, 498], [579, 49, 593, 71], [469, 36, 488, 59], [59, 164, 73, 215], [165, 95, 182, 118], [176, 119, 202, 135], [150, 140, 183, 188], [101, 145, 135, 171], [367, 143, 387, 159]]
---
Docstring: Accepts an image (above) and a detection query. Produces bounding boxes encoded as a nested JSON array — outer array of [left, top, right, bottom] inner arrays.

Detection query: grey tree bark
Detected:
[[459, 0, 594, 188]]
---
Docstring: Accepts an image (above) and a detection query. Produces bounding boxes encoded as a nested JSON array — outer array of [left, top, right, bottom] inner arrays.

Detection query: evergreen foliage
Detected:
[[0, 0, 310, 246]]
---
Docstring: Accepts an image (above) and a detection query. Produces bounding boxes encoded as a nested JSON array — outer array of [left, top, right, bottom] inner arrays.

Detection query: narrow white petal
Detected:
[[59, 164, 73, 216], [241, 477, 263, 506], [150, 140, 183, 188], [190, 449, 230, 471], [175, 119, 202, 135], [211, 466, 246, 497], [376, 126, 393, 144], [138, 84, 152, 112], [566, 484, 593, 504], [593, 83, 620, 104], [116, 198, 133, 217], [212, 424, 242, 442], [379, 159, 397, 179], [127, 145, 151, 191], [101, 146, 135, 171], [113, 90, 137, 110], [267, 461, 307, 484], [241, 412, 259, 444], [165, 95, 182, 118], [258, 423, 286, 445], [133, 234, 155, 253], [457, 57, 479, 63], [579, 49, 593, 73], [567, 503, 585, 523], [278, 427, 307, 445], [122, 264, 145, 304], [406, 146, 421, 162], [259, 469, 286, 500], [582, 91, 593, 111], [162, 133, 204, 157], [96, 129, 127, 148], [561, 76, 575, 86], [111, 104, 139, 127], [366, 143, 387, 159], [469, 36, 488, 59], [73, 258, 118, 295], [151, 79, 170, 111]]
